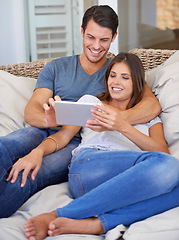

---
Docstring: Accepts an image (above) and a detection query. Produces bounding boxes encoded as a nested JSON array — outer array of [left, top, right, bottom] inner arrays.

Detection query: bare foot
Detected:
[[48, 217, 104, 236], [24, 211, 56, 240]]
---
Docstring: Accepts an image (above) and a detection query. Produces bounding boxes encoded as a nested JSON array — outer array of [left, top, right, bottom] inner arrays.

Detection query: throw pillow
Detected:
[[146, 50, 179, 160], [0, 70, 36, 136]]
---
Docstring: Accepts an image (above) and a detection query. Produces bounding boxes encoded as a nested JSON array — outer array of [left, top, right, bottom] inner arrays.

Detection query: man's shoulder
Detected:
[[51, 55, 79, 66]]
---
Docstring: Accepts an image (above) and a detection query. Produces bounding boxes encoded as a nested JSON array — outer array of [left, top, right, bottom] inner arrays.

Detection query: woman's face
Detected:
[[108, 61, 133, 106]]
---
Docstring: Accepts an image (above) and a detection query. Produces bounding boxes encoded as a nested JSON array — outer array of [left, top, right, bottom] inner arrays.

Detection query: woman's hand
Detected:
[[43, 96, 61, 128], [6, 149, 44, 187], [86, 104, 124, 132], [86, 118, 109, 132]]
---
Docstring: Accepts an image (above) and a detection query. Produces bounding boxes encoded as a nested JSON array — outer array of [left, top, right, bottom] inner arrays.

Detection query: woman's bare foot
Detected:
[[48, 217, 104, 236], [24, 211, 56, 240]]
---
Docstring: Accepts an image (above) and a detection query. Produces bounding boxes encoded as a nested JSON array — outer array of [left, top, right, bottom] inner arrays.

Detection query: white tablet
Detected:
[[54, 101, 95, 126]]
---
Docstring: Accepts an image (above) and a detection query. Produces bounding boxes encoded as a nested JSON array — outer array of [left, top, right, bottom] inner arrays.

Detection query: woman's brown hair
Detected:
[[98, 52, 145, 109]]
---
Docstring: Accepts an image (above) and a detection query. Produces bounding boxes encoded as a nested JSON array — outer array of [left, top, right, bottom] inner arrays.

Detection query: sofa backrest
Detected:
[[0, 49, 176, 79]]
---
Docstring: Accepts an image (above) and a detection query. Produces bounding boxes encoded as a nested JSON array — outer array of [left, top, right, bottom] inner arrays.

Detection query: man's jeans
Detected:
[[56, 148, 179, 233], [0, 127, 80, 218]]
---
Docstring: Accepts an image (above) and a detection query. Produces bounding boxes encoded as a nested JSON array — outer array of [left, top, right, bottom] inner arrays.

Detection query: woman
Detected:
[[13, 53, 179, 239]]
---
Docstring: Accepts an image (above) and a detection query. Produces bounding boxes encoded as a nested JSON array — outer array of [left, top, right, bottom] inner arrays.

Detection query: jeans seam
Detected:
[[56, 208, 62, 218], [0, 168, 7, 181], [69, 173, 85, 196], [71, 158, 90, 163], [98, 214, 109, 233]]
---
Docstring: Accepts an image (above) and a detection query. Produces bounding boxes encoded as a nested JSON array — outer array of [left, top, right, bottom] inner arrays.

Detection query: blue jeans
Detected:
[[0, 127, 80, 218], [56, 148, 179, 233]]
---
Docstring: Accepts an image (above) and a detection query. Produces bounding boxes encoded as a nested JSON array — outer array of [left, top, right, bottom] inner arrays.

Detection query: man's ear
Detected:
[[81, 25, 84, 38], [112, 32, 117, 42]]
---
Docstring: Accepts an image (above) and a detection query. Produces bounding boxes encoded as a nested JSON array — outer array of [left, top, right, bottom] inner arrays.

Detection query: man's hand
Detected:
[[6, 149, 43, 187], [43, 96, 61, 128]]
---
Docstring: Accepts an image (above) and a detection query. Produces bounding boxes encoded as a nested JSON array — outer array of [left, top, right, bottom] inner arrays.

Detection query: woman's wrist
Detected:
[[43, 136, 59, 152], [32, 147, 44, 157]]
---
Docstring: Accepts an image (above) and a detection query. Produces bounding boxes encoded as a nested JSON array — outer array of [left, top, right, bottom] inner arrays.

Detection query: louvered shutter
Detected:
[[28, 0, 73, 61]]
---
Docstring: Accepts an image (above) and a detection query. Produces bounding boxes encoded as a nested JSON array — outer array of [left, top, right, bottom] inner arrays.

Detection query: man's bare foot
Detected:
[[24, 211, 56, 240], [48, 217, 104, 236]]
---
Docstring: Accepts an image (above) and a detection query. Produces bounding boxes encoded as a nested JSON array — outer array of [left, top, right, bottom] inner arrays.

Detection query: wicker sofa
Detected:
[[0, 49, 176, 78], [0, 48, 179, 240]]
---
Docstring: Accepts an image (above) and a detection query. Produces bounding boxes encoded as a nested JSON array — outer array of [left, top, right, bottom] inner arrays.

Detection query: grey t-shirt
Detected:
[[35, 55, 111, 101]]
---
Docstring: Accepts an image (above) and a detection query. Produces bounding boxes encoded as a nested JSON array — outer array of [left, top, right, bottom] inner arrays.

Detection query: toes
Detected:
[[48, 228, 63, 236], [24, 220, 38, 239], [25, 230, 36, 238], [24, 220, 34, 230], [24, 227, 36, 237], [48, 220, 63, 236], [48, 230, 53, 236], [29, 237, 36, 240], [24, 225, 35, 233], [24, 222, 36, 237], [48, 221, 55, 231]]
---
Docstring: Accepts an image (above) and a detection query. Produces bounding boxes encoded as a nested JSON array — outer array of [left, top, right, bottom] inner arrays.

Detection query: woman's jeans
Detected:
[[56, 148, 179, 233], [0, 126, 80, 218]]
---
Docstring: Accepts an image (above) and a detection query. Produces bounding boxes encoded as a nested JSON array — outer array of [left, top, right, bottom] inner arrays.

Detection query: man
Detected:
[[0, 5, 161, 218]]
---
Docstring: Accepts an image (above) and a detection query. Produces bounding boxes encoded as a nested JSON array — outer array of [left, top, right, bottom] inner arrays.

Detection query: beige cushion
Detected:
[[123, 207, 179, 240], [0, 182, 104, 240], [0, 70, 36, 136], [146, 50, 179, 160]]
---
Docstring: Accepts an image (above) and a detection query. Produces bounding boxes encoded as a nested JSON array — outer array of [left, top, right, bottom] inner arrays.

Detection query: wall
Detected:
[[157, 0, 179, 30], [0, 0, 26, 65], [118, 0, 140, 51], [118, 0, 176, 52], [98, 0, 119, 55]]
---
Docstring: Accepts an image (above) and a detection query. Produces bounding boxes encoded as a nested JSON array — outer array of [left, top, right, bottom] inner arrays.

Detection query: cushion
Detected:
[[123, 206, 179, 240], [146, 50, 179, 160], [0, 70, 36, 136], [0, 182, 104, 240]]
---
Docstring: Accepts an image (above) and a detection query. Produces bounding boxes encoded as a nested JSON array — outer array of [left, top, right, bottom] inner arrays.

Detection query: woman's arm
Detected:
[[87, 85, 161, 131], [6, 125, 81, 187], [118, 121, 169, 154], [88, 104, 169, 154]]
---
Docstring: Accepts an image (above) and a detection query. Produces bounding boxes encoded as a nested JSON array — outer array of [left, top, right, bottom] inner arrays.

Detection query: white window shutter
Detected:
[[28, 0, 73, 61]]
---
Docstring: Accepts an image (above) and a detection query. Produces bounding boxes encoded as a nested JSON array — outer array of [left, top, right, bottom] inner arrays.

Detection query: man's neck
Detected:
[[79, 53, 107, 75]]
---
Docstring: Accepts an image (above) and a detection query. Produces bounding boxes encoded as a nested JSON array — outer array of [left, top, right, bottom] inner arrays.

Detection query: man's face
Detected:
[[81, 19, 116, 64]]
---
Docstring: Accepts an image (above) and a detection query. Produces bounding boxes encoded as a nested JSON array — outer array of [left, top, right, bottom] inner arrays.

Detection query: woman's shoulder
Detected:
[[146, 116, 162, 128], [78, 95, 103, 105]]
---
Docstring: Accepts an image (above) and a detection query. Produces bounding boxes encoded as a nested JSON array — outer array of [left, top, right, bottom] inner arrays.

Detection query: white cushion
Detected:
[[0, 182, 104, 240], [146, 50, 179, 160], [0, 70, 36, 136], [123, 207, 179, 240]]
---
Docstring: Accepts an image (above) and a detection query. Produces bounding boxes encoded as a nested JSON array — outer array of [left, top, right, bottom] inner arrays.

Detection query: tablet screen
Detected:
[[54, 101, 95, 126]]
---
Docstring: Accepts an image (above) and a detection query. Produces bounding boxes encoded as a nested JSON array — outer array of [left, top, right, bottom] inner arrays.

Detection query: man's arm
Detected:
[[24, 88, 54, 128], [121, 84, 161, 125]]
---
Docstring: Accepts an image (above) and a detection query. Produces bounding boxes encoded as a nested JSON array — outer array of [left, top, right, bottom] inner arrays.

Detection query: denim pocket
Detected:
[[68, 173, 84, 199]]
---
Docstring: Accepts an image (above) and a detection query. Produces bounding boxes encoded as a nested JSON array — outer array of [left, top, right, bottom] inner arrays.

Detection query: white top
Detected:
[[72, 95, 161, 154]]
